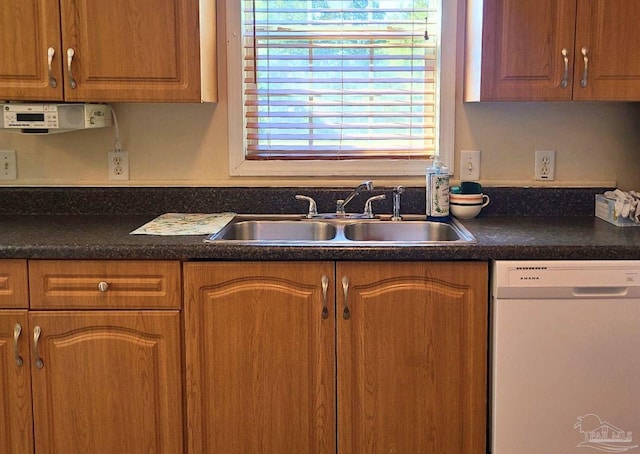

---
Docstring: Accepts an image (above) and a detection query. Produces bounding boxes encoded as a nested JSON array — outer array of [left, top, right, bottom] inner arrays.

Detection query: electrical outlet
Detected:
[[108, 151, 129, 181], [0, 150, 17, 180], [460, 150, 481, 181], [534, 150, 556, 181]]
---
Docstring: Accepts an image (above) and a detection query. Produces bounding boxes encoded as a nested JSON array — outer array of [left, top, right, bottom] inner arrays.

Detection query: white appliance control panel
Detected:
[[1, 103, 111, 132]]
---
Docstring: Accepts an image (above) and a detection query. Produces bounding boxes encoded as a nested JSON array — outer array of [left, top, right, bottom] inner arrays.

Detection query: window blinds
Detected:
[[243, 0, 440, 160]]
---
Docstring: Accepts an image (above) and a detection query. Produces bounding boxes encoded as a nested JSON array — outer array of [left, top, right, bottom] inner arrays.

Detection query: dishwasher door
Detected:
[[491, 260, 640, 454]]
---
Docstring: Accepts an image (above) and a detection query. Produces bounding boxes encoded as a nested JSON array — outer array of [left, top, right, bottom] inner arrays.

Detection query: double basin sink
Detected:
[[206, 214, 475, 246]]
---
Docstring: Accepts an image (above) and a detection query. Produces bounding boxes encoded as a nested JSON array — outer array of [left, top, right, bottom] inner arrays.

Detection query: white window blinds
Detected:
[[242, 0, 441, 160]]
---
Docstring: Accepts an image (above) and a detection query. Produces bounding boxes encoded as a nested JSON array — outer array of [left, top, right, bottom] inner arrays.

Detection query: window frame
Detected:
[[226, 0, 457, 177]]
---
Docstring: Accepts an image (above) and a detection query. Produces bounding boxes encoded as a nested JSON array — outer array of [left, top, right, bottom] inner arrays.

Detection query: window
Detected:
[[227, 0, 457, 176]]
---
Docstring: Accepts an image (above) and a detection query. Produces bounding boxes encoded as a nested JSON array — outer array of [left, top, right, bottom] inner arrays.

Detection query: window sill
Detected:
[[228, 156, 448, 177]]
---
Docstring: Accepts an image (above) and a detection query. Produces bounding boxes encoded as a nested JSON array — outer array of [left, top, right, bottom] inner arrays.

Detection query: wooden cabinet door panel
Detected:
[[0, 260, 29, 309], [0, 311, 34, 454], [478, 0, 577, 100], [0, 0, 63, 101], [337, 262, 487, 454], [184, 262, 336, 454], [29, 311, 183, 454], [59, 0, 201, 102], [574, 0, 640, 100]]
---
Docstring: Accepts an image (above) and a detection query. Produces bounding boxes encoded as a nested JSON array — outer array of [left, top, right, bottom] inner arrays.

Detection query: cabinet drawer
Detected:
[[29, 260, 181, 309], [0, 259, 29, 309]]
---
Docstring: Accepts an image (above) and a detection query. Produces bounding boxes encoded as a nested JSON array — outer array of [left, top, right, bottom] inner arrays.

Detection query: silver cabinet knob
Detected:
[[98, 281, 110, 292]]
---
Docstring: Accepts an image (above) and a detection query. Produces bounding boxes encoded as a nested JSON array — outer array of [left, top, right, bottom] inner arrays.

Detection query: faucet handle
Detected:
[[363, 194, 386, 219], [295, 195, 318, 218]]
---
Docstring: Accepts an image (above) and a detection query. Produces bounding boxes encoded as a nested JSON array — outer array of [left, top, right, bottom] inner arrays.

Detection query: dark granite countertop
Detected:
[[0, 187, 637, 261], [0, 213, 638, 261]]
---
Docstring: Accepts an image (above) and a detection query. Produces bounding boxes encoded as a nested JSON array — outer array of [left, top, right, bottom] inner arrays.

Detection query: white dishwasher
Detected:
[[492, 260, 640, 454]]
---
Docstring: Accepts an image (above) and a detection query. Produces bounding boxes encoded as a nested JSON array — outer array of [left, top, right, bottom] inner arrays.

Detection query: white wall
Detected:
[[1, 0, 639, 189]]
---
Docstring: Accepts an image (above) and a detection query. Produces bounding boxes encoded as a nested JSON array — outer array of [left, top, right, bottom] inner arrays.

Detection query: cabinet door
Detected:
[[0, 0, 63, 101], [184, 262, 336, 454], [469, 0, 577, 100], [29, 311, 183, 454], [59, 0, 202, 102], [573, 0, 640, 100], [337, 262, 488, 454], [0, 311, 33, 454]]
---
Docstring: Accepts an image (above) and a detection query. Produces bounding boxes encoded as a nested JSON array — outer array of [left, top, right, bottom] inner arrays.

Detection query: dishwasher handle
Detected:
[[572, 286, 629, 297]]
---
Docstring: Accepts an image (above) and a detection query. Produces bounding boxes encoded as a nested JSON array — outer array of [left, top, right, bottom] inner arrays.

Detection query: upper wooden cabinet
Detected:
[[465, 0, 640, 101], [0, 0, 216, 102]]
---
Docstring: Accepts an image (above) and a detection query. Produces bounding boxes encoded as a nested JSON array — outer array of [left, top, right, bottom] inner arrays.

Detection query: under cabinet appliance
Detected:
[[492, 260, 640, 454], [0, 103, 111, 134]]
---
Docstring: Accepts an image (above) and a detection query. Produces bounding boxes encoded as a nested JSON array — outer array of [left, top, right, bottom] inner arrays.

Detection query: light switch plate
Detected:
[[460, 150, 481, 181]]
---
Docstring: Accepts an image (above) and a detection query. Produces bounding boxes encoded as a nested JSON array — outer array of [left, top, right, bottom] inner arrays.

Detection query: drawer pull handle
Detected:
[[47, 47, 57, 88], [321, 275, 329, 319], [342, 276, 350, 320], [560, 48, 569, 89], [580, 47, 589, 88], [66, 48, 77, 89], [34, 326, 44, 369], [13, 323, 23, 367], [98, 281, 110, 292]]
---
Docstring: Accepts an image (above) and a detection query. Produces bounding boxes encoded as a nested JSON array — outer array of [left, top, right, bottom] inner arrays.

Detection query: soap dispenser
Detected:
[[426, 157, 450, 221]]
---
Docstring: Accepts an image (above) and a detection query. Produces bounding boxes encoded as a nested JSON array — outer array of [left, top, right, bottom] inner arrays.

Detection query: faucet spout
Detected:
[[336, 181, 374, 214]]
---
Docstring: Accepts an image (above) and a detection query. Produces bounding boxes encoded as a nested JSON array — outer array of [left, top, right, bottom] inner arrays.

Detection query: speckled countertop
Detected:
[[0, 187, 637, 261]]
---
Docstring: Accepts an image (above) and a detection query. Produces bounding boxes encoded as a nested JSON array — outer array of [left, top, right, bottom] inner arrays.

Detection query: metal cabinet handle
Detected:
[[341, 276, 350, 320], [580, 47, 589, 88], [321, 275, 329, 319], [560, 48, 569, 89], [98, 281, 110, 292], [66, 48, 77, 89], [33, 326, 44, 369], [47, 47, 57, 88], [13, 323, 23, 367]]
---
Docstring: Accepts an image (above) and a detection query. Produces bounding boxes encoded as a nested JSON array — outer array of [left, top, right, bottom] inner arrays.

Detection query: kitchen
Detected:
[[1, 1, 640, 454]]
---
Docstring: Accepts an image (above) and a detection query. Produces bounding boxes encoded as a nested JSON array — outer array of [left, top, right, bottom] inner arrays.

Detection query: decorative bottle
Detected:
[[426, 158, 450, 221]]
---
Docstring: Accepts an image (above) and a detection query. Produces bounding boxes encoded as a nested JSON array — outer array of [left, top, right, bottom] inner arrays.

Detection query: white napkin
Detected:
[[604, 189, 640, 223]]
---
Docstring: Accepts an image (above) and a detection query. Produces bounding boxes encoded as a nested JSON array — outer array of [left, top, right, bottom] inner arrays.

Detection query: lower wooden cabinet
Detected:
[[3, 258, 488, 453], [30, 311, 183, 454], [0, 310, 33, 454], [184, 261, 336, 453], [0, 260, 184, 454], [185, 261, 488, 453]]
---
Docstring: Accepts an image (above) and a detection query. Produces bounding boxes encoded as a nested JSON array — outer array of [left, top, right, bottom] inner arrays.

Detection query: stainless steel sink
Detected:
[[215, 220, 337, 241], [206, 215, 475, 245], [343, 221, 464, 242]]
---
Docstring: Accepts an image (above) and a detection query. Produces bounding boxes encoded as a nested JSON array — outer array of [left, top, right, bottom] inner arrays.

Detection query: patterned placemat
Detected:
[[130, 212, 236, 236]]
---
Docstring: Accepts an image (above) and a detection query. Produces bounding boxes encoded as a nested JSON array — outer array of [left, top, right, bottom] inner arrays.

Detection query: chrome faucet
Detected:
[[391, 186, 404, 221], [336, 181, 374, 215]]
